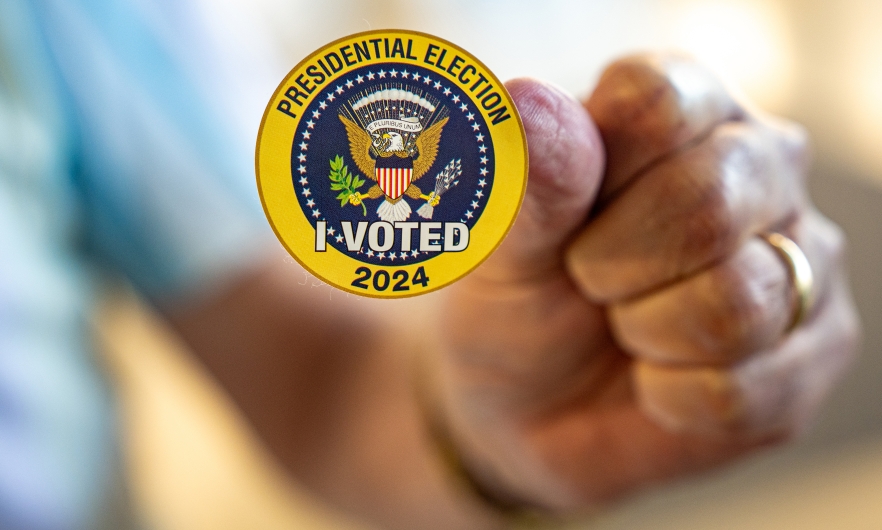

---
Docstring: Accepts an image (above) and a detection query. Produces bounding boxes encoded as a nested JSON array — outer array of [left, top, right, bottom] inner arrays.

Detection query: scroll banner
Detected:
[[366, 118, 423, 134]]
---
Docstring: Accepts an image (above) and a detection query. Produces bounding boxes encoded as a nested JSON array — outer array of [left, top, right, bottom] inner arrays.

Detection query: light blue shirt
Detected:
[[0, 1, 267, 527]]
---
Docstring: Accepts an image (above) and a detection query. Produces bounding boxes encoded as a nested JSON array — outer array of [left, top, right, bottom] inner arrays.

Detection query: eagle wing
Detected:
[[412, 117, 448, 181], [339, 115, 376, 180]]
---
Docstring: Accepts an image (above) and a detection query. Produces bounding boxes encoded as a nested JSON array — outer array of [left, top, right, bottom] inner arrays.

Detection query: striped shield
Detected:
[[375, 156, 413, 200]]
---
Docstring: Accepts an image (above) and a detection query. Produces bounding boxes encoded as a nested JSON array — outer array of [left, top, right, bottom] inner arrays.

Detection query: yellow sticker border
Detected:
[[255, 29, 528, 298]]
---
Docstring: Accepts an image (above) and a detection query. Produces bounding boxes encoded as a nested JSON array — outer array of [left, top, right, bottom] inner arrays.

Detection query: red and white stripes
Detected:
[[376, 167, 413, 200]]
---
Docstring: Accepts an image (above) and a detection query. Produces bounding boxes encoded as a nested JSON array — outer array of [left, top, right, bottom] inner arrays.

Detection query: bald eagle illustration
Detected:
[[338, 87, 449, 222]]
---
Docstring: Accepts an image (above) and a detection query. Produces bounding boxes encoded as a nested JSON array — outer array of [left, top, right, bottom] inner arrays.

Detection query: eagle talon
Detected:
[[348, 192, 364, 206], [420, 193, 441, 207]]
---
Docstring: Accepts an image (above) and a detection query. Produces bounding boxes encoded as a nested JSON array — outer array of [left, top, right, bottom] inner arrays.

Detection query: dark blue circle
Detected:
[[290, 62, 495, 266]]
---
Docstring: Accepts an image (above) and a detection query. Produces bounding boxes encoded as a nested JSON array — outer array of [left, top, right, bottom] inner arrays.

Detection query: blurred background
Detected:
[[97, 0, 882, 528]]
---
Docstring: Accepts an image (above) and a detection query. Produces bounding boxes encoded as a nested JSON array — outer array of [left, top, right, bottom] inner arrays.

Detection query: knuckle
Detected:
[[708, 123, 807, 222], [667, 241, 794, 364], [765, 116, 812, 172], [676, 168, 739, 266], [700, 270, 773, 360], [714, 125, 782, 195], [664, 127, 773, 271], [696, 370, 801, 439], [591, 54, 683, 133], [717, 125, 768, 177], [639, 364, 750, 434], [598, 54, 673, 105], [643, 154, 740, 281], [693, 371, 750, 432], [564, 248, 613, 303], [590, 52, 736, 144]]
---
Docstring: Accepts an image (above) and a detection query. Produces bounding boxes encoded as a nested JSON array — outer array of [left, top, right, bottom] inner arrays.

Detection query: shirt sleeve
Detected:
[[34, 0, 273, 300]]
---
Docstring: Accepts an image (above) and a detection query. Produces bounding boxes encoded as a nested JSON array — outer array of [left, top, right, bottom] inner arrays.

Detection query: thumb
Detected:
[[475, 78, 605, 283]]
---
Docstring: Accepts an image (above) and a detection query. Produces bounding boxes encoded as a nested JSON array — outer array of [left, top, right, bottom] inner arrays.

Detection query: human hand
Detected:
[[437, 54, 860, 513]]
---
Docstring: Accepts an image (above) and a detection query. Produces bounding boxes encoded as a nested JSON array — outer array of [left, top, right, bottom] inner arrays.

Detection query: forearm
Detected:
[[162, 255, 499, 529]]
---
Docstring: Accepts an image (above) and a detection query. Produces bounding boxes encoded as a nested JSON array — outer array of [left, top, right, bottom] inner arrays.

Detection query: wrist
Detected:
[[412, 351, 587, 528]]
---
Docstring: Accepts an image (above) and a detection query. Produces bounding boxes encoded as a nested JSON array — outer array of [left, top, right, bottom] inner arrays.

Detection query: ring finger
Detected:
[[607, 211, 840, 366]]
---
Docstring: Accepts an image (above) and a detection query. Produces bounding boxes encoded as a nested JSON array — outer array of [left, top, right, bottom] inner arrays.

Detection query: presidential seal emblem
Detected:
[[256, 30, 527, 297]]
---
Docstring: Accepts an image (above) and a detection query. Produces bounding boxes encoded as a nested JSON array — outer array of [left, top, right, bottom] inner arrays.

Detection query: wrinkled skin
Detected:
[[440, 54, 860, 512]]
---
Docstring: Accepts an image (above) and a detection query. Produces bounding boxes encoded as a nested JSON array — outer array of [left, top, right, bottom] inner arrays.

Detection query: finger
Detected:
[[519, 215, 857, 508], [566, 118, 810, 303], [633, 260, 859, 438], [608, 212, 840, 365], [586, 53, 743, 205], [473, 78, 604, 284], [443, 79, 608, 405]]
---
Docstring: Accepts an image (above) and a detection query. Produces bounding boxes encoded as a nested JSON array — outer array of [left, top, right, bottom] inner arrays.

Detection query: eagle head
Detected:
[[381, 131, 405, 153]]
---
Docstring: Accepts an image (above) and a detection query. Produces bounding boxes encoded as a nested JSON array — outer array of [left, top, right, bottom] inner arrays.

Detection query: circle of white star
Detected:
[[292, 66, 497, 254]]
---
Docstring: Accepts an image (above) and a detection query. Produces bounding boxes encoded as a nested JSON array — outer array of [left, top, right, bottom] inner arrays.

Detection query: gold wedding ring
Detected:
[[762, 232, 814, 332]]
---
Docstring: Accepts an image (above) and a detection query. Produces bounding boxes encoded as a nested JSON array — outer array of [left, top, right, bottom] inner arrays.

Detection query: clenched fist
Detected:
[[438, 54, 860, 513]]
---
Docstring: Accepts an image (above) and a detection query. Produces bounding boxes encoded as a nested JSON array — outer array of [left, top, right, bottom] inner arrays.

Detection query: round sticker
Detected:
[[256, 30, 527, 297]]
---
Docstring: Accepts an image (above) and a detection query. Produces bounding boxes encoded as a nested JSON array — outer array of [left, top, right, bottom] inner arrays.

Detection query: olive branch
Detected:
[[328, 155, 366, 216]]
